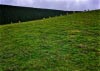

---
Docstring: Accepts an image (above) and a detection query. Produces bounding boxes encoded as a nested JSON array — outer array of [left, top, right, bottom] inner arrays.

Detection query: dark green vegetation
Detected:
[[0, 10, 100, 71], [0, 4, 81, 25]]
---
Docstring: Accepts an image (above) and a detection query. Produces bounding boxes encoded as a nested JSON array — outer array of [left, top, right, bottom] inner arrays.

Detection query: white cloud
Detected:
[[0, 0, 100, 11]]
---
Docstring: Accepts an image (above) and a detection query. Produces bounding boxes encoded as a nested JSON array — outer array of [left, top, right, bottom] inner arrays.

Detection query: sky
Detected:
[[0, 0, 100, 11]]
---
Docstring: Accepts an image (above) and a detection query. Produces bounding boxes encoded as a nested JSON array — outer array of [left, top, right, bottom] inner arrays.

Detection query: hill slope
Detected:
[[0, 10, 100, 71], [0, 4, 80, 25]]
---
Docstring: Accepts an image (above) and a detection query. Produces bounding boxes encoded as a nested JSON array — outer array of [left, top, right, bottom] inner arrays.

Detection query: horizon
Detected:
[[0, 4, 87, 11]]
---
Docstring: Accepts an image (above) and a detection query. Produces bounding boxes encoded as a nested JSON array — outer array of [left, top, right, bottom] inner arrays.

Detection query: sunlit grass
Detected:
[[0, 10, 100, 71]]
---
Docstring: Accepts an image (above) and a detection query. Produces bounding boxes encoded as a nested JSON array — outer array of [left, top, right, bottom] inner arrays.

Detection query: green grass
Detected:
[[0, 10, 100, 71]]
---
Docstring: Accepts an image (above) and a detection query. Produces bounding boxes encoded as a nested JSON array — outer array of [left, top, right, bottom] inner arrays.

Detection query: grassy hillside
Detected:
[[0, 5, 81, 25], [0, 10, 100, 71]]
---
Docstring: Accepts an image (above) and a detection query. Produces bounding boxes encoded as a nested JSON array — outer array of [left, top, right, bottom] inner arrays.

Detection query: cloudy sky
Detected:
[[0, 0, 100, 11]]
